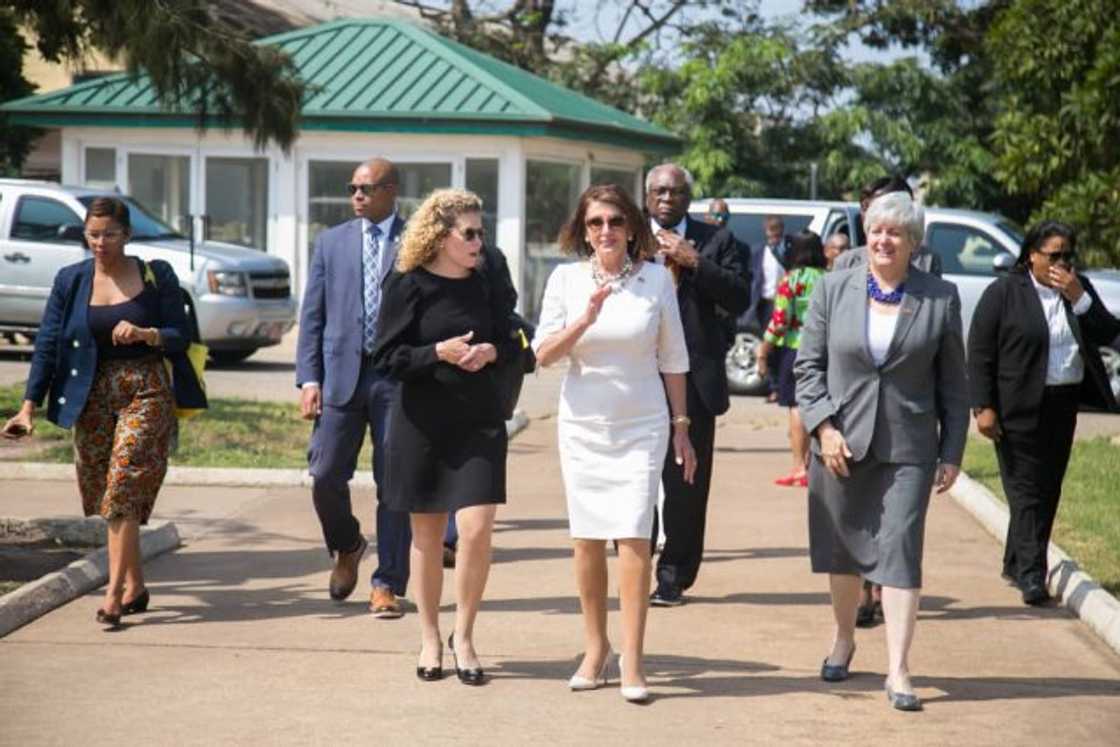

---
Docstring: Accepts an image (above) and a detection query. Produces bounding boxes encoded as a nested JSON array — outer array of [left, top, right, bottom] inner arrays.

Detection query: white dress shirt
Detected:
[[762, 244, 783, 300], [1029, 273, 1091, 385]]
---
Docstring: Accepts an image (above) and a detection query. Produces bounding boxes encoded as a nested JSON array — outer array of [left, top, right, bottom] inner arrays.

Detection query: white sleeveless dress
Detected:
[[532, 261, 689, 539]]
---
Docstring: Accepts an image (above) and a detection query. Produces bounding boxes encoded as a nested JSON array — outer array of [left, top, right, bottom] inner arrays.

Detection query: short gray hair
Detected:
[[863, 191, 925, 248], [645, 163, 694, 193]]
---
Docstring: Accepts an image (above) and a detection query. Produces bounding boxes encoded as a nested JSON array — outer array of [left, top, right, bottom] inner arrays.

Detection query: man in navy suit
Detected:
[[296, 157, 410, 618]]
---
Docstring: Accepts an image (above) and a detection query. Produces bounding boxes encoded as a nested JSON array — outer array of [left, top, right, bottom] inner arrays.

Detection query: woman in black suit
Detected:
[[968, 220, 1120, 606]]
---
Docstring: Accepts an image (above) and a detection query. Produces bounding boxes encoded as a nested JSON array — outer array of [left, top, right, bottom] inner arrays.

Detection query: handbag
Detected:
[[493, 312, 537, 420], [142, 260, 208, 419]]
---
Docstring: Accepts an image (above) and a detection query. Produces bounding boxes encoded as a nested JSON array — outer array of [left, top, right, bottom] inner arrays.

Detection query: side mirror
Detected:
[[992, 253, 1016, 273], [57, 224, 85, 243]]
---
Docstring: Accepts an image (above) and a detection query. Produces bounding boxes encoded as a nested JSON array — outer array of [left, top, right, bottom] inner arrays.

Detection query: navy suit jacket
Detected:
[[24, 257, 206, 428], [296, 215, 405, 406]]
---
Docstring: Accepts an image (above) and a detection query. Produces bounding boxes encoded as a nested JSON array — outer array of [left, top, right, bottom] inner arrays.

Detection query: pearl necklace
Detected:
[[867, 272, 905, 304], [591, 255, 635, 288]]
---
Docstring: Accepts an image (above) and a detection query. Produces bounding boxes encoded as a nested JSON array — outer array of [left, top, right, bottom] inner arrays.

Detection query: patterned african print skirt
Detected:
[[74, 356, 176, 525]]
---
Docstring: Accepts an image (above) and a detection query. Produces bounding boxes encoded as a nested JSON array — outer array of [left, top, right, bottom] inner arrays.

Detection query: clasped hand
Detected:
[[436, 330, 496, 372], [111, 320, 157, 347], [656, 230, 699, 269]]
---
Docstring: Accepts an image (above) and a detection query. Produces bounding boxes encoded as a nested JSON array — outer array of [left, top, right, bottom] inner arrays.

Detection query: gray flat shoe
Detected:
[[820, 644, 855, 682], [885, 683, 923, 711]]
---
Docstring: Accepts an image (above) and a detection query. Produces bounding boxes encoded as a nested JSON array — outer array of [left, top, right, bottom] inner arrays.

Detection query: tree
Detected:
[[988, 0, 1120, 267], [0, 9, 37, 175], [4, 0, 306, 151]]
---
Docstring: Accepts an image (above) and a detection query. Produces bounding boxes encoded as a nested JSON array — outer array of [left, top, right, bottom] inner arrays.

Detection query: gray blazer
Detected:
[[833, 243, 942, 276], [296, 215, 404, 406], [794, 266, 969, 466]]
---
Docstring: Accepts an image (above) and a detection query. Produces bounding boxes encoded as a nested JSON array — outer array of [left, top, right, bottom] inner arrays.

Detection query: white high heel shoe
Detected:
[[568, 649, 612, 691], [618, 655, 650, 703]]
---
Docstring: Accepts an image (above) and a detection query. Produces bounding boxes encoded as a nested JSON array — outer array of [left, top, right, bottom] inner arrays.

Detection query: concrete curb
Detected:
[[950, 472, 1120, 657], [0, 520, 181, 638], [1, 410, 531, 488]]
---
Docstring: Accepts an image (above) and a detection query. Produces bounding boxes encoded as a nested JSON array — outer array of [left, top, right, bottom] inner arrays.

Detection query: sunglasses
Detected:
[[1037, 249, 1076, 264], [456, 227, 485, 242], [346, 181, 394, 197], [585, 216, 626, 231]]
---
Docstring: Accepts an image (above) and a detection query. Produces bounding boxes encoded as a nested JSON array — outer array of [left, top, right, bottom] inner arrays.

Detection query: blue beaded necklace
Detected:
[[867, 272, 905, 304]]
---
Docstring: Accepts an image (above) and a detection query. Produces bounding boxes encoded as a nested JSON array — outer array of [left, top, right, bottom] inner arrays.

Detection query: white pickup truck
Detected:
[[0, 179, 297, 364]]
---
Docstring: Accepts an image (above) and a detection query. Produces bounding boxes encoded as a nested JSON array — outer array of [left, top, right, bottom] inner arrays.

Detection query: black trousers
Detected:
[[653, 389, 717, 591], [996, 385, 1079, 583]]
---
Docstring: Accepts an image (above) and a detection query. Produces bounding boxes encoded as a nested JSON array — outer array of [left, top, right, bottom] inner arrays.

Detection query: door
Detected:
[[204, 156, 269, 249], [925, 221, 1015, 334], [0, 195, 87, 325]]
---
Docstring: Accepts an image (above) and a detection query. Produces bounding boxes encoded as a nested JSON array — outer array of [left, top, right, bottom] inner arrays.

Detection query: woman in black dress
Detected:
[[371, 189, 515, 685]]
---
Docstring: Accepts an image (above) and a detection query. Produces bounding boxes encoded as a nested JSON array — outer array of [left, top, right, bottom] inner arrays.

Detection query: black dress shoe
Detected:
[[820, 644, 856, 682], [1020, 576, 1050, 606], [885, 683, 923, 711], [416, 650, 444, 682], [650, 583, 684, 607], [448, 633, 485, 686], [95, 608, 122, 629], [121, 589, 150, 615], [855, 602, 876, 628]]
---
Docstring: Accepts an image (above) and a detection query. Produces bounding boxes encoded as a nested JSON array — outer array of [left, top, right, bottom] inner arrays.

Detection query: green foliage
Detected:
[[4, 0, 305, 151], [0, 9, 38, 175]]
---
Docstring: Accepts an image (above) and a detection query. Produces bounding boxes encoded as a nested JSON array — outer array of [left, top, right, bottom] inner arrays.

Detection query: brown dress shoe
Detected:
[[328, 536, 367, 601], [369, 586, 404, 619]]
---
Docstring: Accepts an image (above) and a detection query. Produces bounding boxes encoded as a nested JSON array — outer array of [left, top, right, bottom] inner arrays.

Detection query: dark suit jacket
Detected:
[[674, 218, 752, 417], [296, 215, 406, 406], [967, 268, 1120, 433], [24, 257, 205, 428]]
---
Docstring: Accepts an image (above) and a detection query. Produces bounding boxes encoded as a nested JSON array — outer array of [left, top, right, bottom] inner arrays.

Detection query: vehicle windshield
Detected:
[[77, 195, 185, 241], [996, 219, 1024, 247]]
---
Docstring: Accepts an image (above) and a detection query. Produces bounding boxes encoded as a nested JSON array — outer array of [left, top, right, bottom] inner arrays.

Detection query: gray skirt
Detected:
[[807, 453, 936, 588]]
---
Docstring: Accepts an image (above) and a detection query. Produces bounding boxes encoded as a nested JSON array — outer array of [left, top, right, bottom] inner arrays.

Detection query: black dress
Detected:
[[371, 267, 515, 513]]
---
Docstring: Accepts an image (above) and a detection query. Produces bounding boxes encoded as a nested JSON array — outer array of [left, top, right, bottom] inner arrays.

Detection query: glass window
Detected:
[[525, 161, 581, 259], [926, 223, 1010, 276], [11, 197, 83, 241], [84, 148, 116, 190], [77, 196, 182, 241], [306, 160, 452, 251], [128, 154, 191, 234], [206, 157, 269, 250], [465, 158, 499, 242], [590, 166, 638, 200]]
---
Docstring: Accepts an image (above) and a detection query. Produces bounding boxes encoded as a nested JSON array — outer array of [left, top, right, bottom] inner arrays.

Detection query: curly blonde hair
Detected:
[[396, 189, 484, 272]]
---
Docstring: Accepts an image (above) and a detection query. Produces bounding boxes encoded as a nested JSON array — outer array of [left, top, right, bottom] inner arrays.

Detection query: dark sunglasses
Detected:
[[1037, 249, 1076, 264], [456, 227, 485, 242], [585, 216, 626, 230], [346, 181, 394, 197]]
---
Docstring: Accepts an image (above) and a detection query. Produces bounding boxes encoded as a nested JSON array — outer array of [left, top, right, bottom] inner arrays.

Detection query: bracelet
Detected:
[[671, 415, 691, 427]]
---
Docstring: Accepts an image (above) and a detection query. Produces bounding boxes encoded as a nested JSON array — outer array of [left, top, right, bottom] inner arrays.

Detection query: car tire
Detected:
[[209, 348, 258, 366], [726, 332, 769, 396]]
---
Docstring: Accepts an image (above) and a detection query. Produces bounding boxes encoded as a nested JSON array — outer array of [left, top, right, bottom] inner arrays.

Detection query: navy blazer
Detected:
[[24, 257, 207, 428], [296, 215, 406, 406]]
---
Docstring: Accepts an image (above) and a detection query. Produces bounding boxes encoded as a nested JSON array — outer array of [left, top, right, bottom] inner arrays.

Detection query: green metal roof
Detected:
[[2, 18, 679, 153]]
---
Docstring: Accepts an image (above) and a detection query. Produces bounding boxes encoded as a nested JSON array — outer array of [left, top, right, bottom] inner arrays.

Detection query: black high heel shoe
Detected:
[[448, 633, 485, 686], [95, 608, 122, 629], [416, 645, 443, 682], [121, 589, 150, 615]]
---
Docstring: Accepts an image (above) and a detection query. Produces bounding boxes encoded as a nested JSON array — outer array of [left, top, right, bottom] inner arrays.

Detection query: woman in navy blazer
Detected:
[[2, 197, 205, 629]]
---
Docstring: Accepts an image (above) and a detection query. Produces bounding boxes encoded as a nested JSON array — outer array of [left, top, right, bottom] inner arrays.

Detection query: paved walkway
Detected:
[[2, 374, 1119, 745]]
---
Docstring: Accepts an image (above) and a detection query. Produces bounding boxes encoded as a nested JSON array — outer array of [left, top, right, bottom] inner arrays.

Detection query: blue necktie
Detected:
[[362, 223, 382, 354]]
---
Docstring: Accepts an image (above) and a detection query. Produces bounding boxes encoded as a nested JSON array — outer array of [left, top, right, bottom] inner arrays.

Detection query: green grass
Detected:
[[0, 383, 372, 469], [963, 435, 1120, 594]]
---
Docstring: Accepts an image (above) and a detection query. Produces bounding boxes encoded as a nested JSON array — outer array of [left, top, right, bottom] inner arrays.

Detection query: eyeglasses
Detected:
[[346, 181, 395, 197], [84, 230, 124, 242], [456, 227, 485, 242], [1037, 249, 1076, 264], [585, 216, 626, 231], [652, 186, 689, 199]]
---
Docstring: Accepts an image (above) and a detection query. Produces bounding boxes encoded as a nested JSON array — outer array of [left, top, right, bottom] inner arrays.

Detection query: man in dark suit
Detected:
[[296, 157, 411, 618], [646, 163, 752, 606]]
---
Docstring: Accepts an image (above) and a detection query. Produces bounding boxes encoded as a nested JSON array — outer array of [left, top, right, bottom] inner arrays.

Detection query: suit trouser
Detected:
[[996, 385, 1079, 583], [653, 386, 717, 591], [308, 360, 411, 595]]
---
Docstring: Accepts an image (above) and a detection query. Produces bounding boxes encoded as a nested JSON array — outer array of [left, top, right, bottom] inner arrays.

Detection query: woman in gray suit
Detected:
[[795, 192, 969, 711]]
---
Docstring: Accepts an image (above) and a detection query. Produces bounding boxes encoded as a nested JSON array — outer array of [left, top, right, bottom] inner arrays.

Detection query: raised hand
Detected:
[[582, 285, 612, 326], [1047, 265, 1085, 304]]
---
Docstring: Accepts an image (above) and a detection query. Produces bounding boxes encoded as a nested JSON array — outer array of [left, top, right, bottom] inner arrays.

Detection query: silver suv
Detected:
[[691, 198, 1120, 399], [0, 179, 297, 364]]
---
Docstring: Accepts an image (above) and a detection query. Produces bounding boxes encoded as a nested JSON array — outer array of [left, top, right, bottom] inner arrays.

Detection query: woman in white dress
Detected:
[[533, 184, 696, 703]]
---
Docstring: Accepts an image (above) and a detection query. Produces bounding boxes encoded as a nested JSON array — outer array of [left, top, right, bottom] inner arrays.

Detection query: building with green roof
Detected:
[[1, 17, 680, 316]]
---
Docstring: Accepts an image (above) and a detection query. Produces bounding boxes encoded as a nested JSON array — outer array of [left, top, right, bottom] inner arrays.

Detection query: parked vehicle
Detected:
[[691, 198, 1120, 399], [0, 179, 297, 364]]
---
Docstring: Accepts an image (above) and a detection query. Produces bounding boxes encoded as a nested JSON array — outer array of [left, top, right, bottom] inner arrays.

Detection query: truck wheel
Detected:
[[726, 332, 769, 396], [209, 348, 258, 366]]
